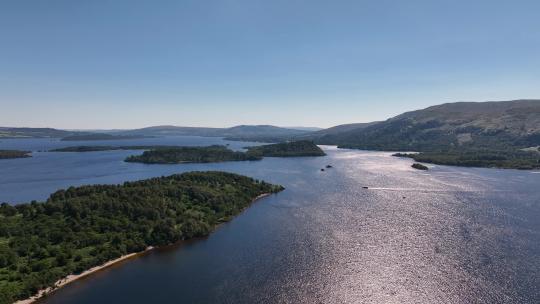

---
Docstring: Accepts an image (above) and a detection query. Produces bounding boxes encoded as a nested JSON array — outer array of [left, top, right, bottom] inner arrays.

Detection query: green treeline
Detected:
[[0, 150, 31, 159], [411, 163, 428, 170], [393, 150, 540, 169], [246, 141, 326, 157], [0, 172, 283, 304], [125, 145, 263, 163], [124, 141, 325, 164]]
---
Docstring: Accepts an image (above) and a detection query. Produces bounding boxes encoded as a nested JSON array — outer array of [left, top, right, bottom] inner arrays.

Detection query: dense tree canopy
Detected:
[[246, 141, 326, 157], [124, 142, 326, 164], [0, 172, 283, 304], [393, 150, 540, 169], [125, 146, 263, 163], [411, 163, 429, 170]]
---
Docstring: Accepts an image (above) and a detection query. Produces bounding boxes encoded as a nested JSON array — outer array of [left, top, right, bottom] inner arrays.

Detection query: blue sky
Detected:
[[1, 0, 539, 129]]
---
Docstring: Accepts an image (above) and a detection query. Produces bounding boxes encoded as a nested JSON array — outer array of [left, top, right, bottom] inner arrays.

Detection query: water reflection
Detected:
[[1, 139, 538, 303]]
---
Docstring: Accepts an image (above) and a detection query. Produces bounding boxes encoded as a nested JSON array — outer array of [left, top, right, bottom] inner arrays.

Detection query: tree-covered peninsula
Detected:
[[0, 172, 283, 304], [0, 150, 31, 159], [246, 140, 326, 157]]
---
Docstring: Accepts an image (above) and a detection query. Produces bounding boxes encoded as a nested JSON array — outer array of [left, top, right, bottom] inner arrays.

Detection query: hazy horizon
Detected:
[[2, 0, 540, 129], [3, 98, 540, 130]]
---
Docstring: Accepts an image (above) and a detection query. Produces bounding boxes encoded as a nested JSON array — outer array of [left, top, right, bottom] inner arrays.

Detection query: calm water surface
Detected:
[[1, 137, 539, 303]]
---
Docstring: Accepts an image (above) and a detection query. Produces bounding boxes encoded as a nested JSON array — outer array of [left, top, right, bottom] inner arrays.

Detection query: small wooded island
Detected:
[[0, 150, 31, 159], [125, 141, 325, 164], [0, 172, 283, 304], [411, 163, 429, 170]]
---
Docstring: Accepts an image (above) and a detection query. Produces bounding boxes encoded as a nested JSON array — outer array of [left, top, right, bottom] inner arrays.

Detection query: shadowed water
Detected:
[[1, 137, 539, 303]]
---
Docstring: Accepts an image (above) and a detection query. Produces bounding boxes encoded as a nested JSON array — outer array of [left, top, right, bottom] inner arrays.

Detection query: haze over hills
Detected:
[[309, 100, 540, 151], [282, 126, 323, 132], [3, 100, 540, 153], [0, 127, 76, 139], [0, 125, 314, 141], [118, 125, 222, 137], [117, 125, 312, 140]]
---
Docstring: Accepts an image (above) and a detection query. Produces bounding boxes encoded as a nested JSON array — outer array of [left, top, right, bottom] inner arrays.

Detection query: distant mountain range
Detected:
[[0, 127, 75, 139], [3, 100, 540, 153], [118, 125, 312, 141], [0, 125, 314, 141]]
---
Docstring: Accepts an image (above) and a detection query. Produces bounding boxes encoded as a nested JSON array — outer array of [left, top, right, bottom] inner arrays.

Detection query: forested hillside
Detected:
[[313, 100, 540, 151], [307, 100, 540, 169]]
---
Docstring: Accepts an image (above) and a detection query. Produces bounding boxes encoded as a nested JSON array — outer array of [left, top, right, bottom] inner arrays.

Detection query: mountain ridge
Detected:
[[310, 99, 540, 151], [0, 125, 316, 141]]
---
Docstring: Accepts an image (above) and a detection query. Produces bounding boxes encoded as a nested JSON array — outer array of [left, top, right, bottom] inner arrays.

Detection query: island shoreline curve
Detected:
[[13, 193, 273, 304]]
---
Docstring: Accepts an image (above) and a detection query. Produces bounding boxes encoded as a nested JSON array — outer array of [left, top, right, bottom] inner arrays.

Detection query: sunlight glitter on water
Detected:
[[1, 140, 538, 303]]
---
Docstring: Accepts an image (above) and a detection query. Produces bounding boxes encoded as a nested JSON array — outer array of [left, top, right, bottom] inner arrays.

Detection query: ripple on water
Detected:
[[0, 140, 538, 303]]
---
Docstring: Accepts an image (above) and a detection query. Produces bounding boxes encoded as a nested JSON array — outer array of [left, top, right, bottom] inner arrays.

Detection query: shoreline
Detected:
[[14, 246, 154, 304], [14, 192, 274, 304]]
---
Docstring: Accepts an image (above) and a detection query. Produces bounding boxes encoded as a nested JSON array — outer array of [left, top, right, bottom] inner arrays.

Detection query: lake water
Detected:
[[1, 137, 539, 303]]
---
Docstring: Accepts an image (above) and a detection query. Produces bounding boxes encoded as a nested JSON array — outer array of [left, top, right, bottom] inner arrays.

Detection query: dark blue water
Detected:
[[0, 136, 264, 203], [1, 137, 539, 303]]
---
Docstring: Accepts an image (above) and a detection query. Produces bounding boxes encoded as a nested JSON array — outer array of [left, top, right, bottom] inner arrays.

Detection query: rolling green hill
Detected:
[[313, 100, 540, 151], [0, 125, 315, 142], [309, 100, 540, 169], [119, 125, 312, 141]]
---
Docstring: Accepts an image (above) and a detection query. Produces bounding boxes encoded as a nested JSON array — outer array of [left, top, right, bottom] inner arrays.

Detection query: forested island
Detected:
[[61, 133, 148, 141], [411, 163, 428, 170], [0, 172, 283, 304], [124, 141, 325, 164], [0, 150, 31, 159], [246, 141, 326, 157], [125, 145, 263, 164]]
